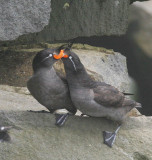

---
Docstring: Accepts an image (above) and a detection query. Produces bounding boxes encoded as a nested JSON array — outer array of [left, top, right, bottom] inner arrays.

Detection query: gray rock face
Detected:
[[0, 0, 130, 43], [129, 1, 152, 58], [125, 1, 152, 115], [0, 0, 51, 41], [53, 44, 130, 92], [0, 44, 130, 92], [68, 49, 129, 92], [31, 0, 129, 42], [0, 86, 151, 160]]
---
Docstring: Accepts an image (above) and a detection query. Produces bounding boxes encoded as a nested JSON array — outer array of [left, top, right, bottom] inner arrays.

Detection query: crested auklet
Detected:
[[61, 48, 141, 147], [27, 46, 77, 126]]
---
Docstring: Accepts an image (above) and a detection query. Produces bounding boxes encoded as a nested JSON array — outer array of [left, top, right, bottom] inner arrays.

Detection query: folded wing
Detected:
[[93, 84, 124, 107]]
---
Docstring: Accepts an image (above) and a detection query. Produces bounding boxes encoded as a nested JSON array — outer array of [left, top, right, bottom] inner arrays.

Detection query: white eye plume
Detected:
[[69, 56, 77, 71], [49, 54, 53, 57], [41, 54, 52, 63]]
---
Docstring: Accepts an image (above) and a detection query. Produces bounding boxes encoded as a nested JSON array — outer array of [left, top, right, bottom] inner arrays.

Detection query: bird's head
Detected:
[[61, 49, 84, 73], [32, 45, 67, 72]]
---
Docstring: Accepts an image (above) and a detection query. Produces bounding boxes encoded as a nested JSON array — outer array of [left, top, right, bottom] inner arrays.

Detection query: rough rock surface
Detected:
[[72, 48, 129, 92], [0, 44, 130, 92], [129, 1, 152, 58], [68, 1, 152, 115], [0, 85, 151, 160], [0, 0, 51, 41], [0, 0, 130, 43], [130, 0, 149, 4], [125, 1, 152, 115]]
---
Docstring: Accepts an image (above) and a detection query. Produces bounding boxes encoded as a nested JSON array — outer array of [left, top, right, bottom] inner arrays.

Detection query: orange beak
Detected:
[[53, 50, 64, 59], [53, 50, 69, 59], [63, 54, 69, 58]]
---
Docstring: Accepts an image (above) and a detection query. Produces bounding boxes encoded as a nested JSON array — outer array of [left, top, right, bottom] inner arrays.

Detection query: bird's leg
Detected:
[[27, 109, 55, 114], [103, 125, 121, 148], [55, 113, 69, 127], [55, 108, 77, 127]]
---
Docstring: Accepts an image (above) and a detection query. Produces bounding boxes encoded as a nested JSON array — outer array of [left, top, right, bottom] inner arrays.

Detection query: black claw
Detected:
[[103, 126, 121, 148], [55, 113, 69, 127]]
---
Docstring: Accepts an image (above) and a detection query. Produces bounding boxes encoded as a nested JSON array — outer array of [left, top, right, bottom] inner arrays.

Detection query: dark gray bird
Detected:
[[0, 126, 12, 142], [61, 48, 141, 147], [27, 47, 77, 126]]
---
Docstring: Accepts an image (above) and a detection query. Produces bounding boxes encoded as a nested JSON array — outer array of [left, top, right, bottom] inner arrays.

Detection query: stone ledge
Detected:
[[0, 111, 151, 160], [0, 86, 151, 160]]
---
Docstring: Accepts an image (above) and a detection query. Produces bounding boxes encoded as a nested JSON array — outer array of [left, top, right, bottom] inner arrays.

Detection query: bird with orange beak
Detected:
[[61, 44, 141, 147], [27, 45, 77, 126]]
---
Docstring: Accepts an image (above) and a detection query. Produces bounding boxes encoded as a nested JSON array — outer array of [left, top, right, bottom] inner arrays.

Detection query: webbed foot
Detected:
[[55, 113, 69, 127], [103, 125, 121, 148]]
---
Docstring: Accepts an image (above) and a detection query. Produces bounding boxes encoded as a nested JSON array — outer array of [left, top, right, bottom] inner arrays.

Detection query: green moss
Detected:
[[0, 43, 114, 54], [41, 43, 114, 54]]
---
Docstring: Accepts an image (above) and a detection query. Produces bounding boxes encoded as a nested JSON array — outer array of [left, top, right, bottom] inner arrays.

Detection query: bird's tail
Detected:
[[123, 98, 142, 112], [135, 102, 142, 108], [123, 92, 134, 96]]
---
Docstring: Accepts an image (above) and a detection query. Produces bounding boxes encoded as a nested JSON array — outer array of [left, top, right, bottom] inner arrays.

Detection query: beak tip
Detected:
[[53, 49, 69, 59]]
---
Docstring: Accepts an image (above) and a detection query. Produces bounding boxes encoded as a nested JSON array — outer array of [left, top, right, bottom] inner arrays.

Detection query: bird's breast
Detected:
[[27, 71, 68, 108]]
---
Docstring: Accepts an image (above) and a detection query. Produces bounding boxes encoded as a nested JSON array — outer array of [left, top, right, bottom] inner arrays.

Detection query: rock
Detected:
[[0, 85, 30, 95], [0, 44, 130, 92], [125, 1, 152, 115], [70, 48, 129, 92], [0, 86, 151, 160], [129, 1, 152, 58], [0, 0, 130, 44], [0, 0, 51, 41], [70, 1, 152, 116], [130, 0, 149, 4]]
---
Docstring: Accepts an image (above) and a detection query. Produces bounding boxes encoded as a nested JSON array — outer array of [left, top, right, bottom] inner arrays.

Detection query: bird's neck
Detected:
[[33, 65, 53, 74], [65, 65, 93, 88]]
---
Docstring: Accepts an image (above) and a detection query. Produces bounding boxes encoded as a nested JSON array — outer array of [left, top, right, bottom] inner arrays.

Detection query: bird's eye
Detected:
[[49, 54, 53, 57], [40, 54, 53, 63]]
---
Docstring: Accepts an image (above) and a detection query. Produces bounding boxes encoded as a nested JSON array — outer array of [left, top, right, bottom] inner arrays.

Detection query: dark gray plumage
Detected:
[[27, 48, 77, 126], [0, 126, 12, 142], [62, 49, 141, 147]]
